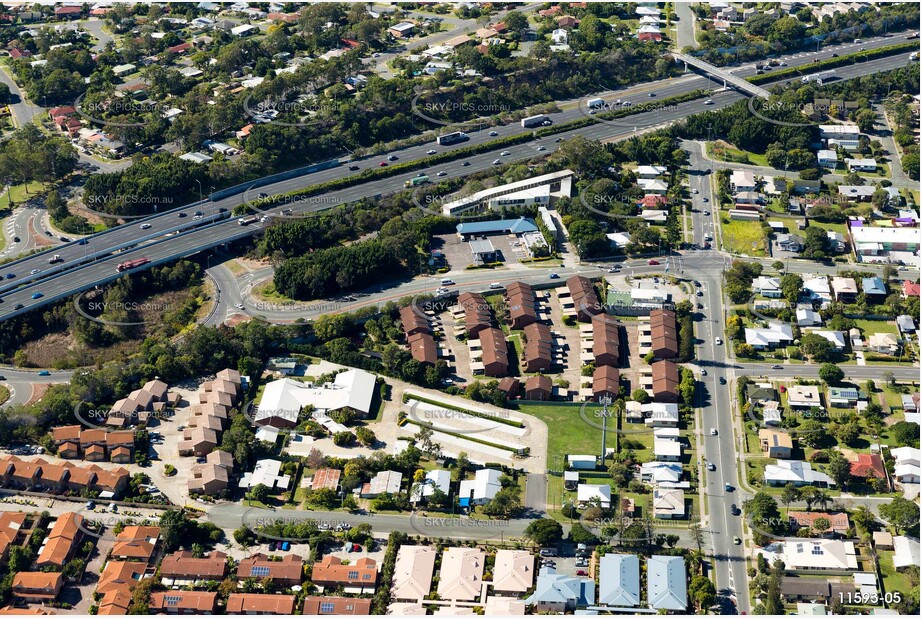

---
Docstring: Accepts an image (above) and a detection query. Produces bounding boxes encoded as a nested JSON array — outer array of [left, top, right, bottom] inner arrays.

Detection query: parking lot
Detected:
[[434, 233, 523, 271]]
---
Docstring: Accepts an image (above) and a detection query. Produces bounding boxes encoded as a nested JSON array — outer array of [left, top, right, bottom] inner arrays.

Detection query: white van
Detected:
[[489, 283, 503, 290], [440, 278, 455, 286]]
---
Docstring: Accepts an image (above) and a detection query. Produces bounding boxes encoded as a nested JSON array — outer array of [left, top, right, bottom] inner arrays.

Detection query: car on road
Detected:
[[349, 165, 360, 171], [648, 259, 659, 265], [731, 504, 740, 515], [576, 570, 588, 576], [437, 171, 447, 176], [235, 303, 245, 310], [12, 236, 19, 242], [31, 292, 43, 299], [427, 149, 437, 155], [696, 291, 703, 297], [694, 280, 701, 287], [701, 369, 707, 376], [500, 151, 511, 156], [702, 197, 709, 202], [177, 212, 187, 218], [258, 193, 269, 199], [489, 131, 499, 136], [725, 482, 733, 491], [734, 536, 742, 545], [440, 278, 455, 286], [648, 92, 656, 97], [38, 370, 50, 376], [388, 155, 398, 161], [707, 462, 716, 471], [436, 287, 449, 295], [30, 269, 40, 275], [698, 303, 703, 309], [831, 53, 839, 57], [548, 273, 560, 279], [703, 210, 710, 216], [704, 99, 714, 105], [492, 159, 501, 165], [78, 238, 88, 245], [13, 304, 23, 310], [780, 61, 787, 66], [555, 137, 563, 142], [715, 337, 722, 345], [771, 364, 783, 369], [710, 428, 718, 436], [462, 161, 470, 166], [86, 501, 96, 510], [692, 189, 699, 194], [60, 236, 69, 242], [489, 283, 504, 290], [537, 146, 546, 151], [719, 376, 726, 385], [4, 274, 14, 279], [379, 161, 388, 166]]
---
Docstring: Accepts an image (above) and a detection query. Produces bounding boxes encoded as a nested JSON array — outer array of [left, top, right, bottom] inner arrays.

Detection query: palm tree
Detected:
[[811, 489, 831, 511]]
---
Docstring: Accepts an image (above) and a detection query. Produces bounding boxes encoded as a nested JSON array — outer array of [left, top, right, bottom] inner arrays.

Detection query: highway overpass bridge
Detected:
[[672, 52, 772, 99]]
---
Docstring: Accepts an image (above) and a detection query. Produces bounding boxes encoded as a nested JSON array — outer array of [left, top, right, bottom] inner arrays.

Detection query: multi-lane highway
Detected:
[[0, 41, 914, 320]]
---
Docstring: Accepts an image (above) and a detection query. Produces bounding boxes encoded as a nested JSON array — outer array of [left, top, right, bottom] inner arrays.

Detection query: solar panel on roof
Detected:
[[249, 565, 271, 577]]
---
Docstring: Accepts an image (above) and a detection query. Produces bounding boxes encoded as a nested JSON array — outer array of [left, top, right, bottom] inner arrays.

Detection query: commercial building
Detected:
[[442, 170, 573, 216]]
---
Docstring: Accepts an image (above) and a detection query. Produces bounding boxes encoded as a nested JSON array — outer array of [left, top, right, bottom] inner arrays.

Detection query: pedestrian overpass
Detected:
[[672, 52, 772, 99]]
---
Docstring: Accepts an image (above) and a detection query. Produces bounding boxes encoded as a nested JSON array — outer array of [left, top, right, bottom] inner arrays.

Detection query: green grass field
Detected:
[[720, 215, 767, 256]]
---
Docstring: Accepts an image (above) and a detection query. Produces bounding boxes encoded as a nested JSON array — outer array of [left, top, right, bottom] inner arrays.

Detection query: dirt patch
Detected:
[[26, 383, 47, 405]]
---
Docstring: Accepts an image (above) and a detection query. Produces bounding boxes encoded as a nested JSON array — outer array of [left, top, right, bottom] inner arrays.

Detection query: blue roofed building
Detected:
[[647, 555, 687, 611], [456, 218, 539, 239], [598, 554, 640, 607], [861, 277, 887, 301], [526, 566, 595, 613]]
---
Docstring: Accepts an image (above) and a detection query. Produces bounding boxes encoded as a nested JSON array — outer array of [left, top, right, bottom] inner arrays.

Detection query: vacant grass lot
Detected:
[[720, 215, 767, 256]]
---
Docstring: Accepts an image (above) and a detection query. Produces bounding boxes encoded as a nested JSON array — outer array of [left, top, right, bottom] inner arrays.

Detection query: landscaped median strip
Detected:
[[402, 392, 526, 429], [747, 41, 918, 85]]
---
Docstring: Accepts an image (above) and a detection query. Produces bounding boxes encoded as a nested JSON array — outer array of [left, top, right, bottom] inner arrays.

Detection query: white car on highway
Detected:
[[715, 337, 722, 345], [500, 151, 511, 156], [30, 269, 40, 275], [140, 223, 152, 229]]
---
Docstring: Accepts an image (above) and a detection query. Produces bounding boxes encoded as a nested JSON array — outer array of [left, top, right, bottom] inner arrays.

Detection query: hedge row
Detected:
[[748, 42, 918, 85], [403, 393, 526, 428]]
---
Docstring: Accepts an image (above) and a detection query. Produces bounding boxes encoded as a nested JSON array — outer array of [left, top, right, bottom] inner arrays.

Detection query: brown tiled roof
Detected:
[[149, 591, 217, 612], [458, 292, 493, 338], [80, 429, 107, 445], [302, 596, 372, 615], [593, 365, 620, 396], [97, 560, 148, 595], [51, 425, 82, 442], [236, 554, 303, 584], [592, 319, 620, 366], [226, 593, 297, 614], [506, 281, 537, 329], [407, 332, 438, 364], [37, 512, 82, 567], [142, 379, 168, 399], [159, 551, 228, 580], [522, 322, 552, 372], [525, 375, 552, 396], [651, 360, 680, 400], [12, 572, 62, 599], [497, 377, 520, 398], [129, 388, 155, 408], [566, 275, 600, 321], [787, 511, 850, 533], [97, 589, 132, 615], [479, 328, 509, 377], [400, 305, 431, 337], [311, 555, 377, 586], [216, 368, 242, 384], [106, 431, 135, 447], [650, 309, 679, 358]]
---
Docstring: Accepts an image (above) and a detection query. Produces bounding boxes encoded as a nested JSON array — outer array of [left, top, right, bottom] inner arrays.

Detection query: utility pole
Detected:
[[598, 395, 612, 464]]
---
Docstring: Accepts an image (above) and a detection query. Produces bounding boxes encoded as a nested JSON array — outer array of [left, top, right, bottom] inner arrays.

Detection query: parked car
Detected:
[[268, 541, 277, 551], [280, 542, 290, 551], [576, 570, 588, 576], [548, 273, 560, 279]]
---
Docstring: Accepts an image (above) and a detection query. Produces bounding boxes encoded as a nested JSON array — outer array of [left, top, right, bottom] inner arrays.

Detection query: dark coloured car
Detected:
[[5, 273, 14, 279], [178, 212, 187, 218], [12, 236, 19, 243], [78, 239, 88, 245], [349, 165, 360, 170], [218, 208, 228, 212], [13, 304, 23, 310]]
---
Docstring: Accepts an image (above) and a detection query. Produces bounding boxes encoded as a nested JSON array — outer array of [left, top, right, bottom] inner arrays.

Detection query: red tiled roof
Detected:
[[850, 453, 885, 479]]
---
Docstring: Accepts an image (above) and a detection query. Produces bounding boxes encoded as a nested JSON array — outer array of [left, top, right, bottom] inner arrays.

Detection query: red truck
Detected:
[[115, 257, 150, 273]]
